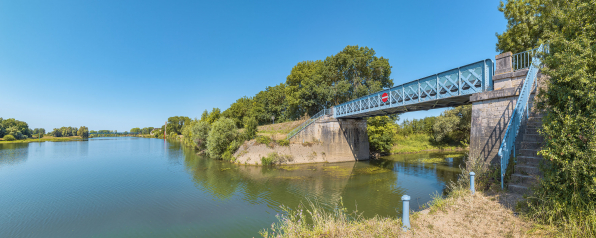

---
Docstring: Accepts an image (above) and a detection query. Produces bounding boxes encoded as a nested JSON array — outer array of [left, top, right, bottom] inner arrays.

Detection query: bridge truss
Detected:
[[333, 59, 493, 119]]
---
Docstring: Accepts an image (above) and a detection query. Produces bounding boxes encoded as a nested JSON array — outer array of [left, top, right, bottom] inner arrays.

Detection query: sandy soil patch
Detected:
[[403, 192, 545, 238]]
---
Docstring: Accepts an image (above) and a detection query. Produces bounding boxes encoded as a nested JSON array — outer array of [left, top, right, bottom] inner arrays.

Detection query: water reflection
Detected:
[[178, 140, 465, 217], [0, 143, 29, 166], [0, 138, 465, 237]]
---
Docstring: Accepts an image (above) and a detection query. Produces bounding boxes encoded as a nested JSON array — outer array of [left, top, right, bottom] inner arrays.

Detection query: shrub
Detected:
[[3, 135, 15, 141], [367, 116, 397, 153], [278, 139, 290, 146], [243, 117, 258, 140], [206, 118, 238, 159], [183, 120, 211, 149], [222, 139, 244, 161], [433, 105, 471, 143], [255, 135, 272, 145], [261, 155, 274, 165], [260, 152, 293, 165]]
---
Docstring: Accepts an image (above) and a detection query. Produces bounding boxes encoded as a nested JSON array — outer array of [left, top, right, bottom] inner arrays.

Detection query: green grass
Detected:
[[390, 134, 465, 154], [0, 136, 84, 143]]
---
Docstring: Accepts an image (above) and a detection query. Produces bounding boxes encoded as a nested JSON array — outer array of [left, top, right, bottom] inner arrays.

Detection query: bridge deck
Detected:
[[334, 59, 493, 119]]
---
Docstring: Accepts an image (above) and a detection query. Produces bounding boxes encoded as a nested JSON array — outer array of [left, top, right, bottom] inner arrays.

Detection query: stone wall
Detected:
[[233, 115, 369, 165], [469, 52, 541, 164], [290, 115, 370, 162]]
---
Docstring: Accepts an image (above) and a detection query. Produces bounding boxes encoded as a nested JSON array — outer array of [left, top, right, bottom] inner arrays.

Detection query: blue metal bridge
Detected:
[[333, 59, 494, 119]]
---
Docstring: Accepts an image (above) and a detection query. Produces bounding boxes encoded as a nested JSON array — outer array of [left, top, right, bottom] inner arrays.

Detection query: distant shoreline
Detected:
[[0, 136, 85, 144]]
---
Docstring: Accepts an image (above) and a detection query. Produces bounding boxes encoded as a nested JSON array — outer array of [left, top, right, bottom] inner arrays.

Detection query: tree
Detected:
[[433, 105, 471, 143], [0, 118, 31, 138], [205, 108, 220, 125], [285, 60, 332, 119], [323, 45, 393, 105], [3, 135, 15, 141], [284, 46, 393, 120], [32, 128, 45, 136], [222, 97, 254, 128], [251, 84, 288, 125], [51, 128, 62, 137], [141, 127, 154, 134], [200, 110, 209, 121], [495, 0, 546, 54], [130, 128, 141, 134], [6, 126, 25, 139], [206, 118, 237, 159], [517, 0, 596, 230], [193, 121, 211, 150], [167, 116, 191, 135], [78, 126, 89, 138], [0, 122, 5, 138], [367, 116, 398, 153]]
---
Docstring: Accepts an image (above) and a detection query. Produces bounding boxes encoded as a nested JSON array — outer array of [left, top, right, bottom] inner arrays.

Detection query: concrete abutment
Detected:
[[290, 115, 370, 162]]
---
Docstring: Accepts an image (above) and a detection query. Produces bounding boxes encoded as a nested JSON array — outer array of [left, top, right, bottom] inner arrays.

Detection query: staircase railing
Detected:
[[498, 44, 546, 189], [513, 47, 543, 71], [287, 108, 332, 140]]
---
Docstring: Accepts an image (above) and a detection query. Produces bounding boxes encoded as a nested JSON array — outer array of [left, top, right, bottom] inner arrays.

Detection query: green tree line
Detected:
[[0, 117, 89, 140], [0, 118, 32, 140], [221, 45, 393, 128], [50, 126, 89, 138]]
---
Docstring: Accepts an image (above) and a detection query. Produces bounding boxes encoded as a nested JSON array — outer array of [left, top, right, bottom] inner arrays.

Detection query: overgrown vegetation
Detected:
[[366, 105, 472, 154], [367, 116, 397, 153], [260, 152, 294, 165], [206, 118, 238, 159], [496, 0, 596, 236]]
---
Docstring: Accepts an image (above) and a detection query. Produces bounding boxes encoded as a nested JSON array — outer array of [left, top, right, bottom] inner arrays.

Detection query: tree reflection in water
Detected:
[[178, 140, 465, 218]]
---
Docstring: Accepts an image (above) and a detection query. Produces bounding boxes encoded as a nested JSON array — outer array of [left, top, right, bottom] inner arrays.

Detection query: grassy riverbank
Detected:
[[0, 136, 85, 143], [260, 187, 549, 237], [390, 134, 466, 154]]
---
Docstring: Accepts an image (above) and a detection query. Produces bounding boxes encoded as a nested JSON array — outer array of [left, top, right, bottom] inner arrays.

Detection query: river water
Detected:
[[0, 137, 465, 237]]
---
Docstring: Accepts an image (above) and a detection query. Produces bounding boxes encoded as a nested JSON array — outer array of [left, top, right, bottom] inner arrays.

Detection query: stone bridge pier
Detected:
[[469, 52, 541, 164], [289, 114, 370, 162]]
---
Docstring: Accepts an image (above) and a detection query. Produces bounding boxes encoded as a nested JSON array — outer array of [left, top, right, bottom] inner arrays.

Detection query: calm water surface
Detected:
[[0, 137, 464, 237]]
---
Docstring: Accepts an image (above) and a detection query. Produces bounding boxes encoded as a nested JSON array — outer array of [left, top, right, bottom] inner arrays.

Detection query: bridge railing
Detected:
[[287, 108, 332, 140], [333, 59, 493, 118], [513, 46, 549, 71], [498, 44, 545, 189]]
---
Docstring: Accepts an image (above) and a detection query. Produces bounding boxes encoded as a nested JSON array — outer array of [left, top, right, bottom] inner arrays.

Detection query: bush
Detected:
[[182, 120, 211, 149], [255, 135, 272, 145], [433, 105, 471, 143], [243, 117, 258, 140], [497, 0, 596, 235], [260, 152, 293, 165], [206, 118, 238, 159], [3, 135, 15, 141], [278, 139, 289, 146], [367, 116, 397, 153], [222, 139, 244, 161], [261, 155, 274, 165]]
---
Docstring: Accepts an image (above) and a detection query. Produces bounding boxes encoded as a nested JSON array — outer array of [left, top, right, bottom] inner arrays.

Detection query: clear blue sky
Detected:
[[0, 0, 506, 132]]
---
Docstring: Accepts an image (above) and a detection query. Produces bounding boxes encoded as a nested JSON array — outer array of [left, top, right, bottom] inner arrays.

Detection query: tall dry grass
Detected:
[[259, 199, 402, 238]]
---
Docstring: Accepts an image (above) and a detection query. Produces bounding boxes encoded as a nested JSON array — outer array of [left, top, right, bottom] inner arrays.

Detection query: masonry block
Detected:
[[290, 115, 370, 161]]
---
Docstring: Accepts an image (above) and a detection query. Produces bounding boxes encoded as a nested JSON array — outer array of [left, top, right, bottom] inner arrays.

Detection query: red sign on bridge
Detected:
[[381, 93, 389, 102]]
